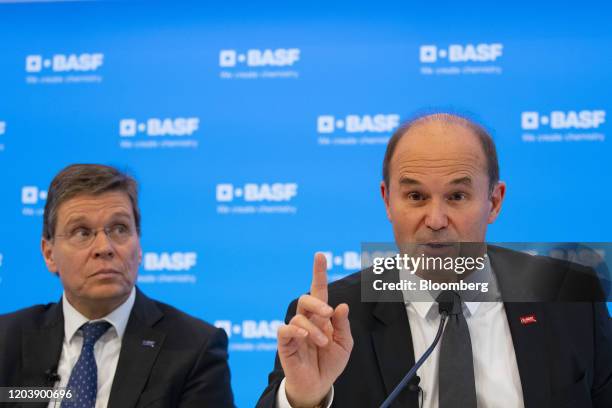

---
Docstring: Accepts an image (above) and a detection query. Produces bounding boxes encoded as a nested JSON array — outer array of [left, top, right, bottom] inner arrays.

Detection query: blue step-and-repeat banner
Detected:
[[0, 1, 610, 406]]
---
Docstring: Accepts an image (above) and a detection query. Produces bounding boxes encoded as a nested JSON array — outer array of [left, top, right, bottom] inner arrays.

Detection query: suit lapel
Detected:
[[503, 302, 551, 408], [371, 299, 419, 408], [489, 247, 552, 408], [108, 289, 166, 408], [21, 301, 64, 408]]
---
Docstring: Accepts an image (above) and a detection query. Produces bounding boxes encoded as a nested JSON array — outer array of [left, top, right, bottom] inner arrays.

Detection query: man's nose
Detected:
[[92, 230, 115, 259], [424, 199, 448, 231]]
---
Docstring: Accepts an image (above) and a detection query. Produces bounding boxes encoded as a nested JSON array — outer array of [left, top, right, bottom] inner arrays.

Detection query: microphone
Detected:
[[45, 367, 61, 384], [437, 290, 461, 316], [379, 291, 458, 408]]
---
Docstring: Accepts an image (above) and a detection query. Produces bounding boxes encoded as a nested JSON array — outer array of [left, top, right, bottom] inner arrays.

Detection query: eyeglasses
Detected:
[[55, 224, 134, 248]]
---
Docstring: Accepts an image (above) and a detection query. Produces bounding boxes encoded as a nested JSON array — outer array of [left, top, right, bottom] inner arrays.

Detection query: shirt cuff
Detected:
[[276, 377, 334, 408]]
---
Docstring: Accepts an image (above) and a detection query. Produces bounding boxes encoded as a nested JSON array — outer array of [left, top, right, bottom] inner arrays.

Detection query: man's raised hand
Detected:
[[276, 253, 353, 407]]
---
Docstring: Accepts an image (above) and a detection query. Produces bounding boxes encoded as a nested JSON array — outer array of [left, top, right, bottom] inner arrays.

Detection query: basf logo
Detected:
[[219, 49, 300, 67], [25, 53, 104, 84], [419, 43, 503, 75], [138, 251, 198, 285], [216, 183, 298, 215], [321, 250, 360, 282], [316, 114, 400, 146], [118, 117, 200, 150], [521, 110, 606, 143], [218, 48, 301, 80], [21, 186, 47, 217], [0, 121, 5, 152], [215, 319, 283, 352]]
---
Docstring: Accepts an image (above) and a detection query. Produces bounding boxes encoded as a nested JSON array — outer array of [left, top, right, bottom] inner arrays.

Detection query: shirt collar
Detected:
[[402, 254, 499, 319], [62, 287, 136, 343]]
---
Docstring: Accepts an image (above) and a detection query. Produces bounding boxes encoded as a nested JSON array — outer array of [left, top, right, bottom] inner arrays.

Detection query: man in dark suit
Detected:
[[257, 113, 612, 408], [0, 164, 234, 407]]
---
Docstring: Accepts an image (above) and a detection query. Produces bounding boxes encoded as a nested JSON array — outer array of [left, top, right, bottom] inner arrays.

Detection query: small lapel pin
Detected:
[[520, 314, 537, 326], [142, 340, 156, 348]]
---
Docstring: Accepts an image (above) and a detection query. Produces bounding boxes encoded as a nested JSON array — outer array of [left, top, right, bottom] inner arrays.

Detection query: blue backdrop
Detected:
[[0, 1, 611, 406]]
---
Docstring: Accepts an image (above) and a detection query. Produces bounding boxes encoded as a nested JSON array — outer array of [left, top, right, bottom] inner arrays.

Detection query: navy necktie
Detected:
[[62, 321, 111, 408]]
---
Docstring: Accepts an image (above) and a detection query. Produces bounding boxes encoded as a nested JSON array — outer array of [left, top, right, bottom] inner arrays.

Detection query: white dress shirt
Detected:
[[48, 288, 136, 408], [277, 256, 525, 408]]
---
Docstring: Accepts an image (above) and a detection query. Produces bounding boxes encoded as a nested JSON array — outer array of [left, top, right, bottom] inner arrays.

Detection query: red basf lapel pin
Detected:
[[520, 314, 537, 326]]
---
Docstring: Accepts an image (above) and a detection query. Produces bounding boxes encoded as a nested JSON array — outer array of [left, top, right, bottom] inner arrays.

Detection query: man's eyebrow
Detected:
[[398, 177, 422, 186], [448, 176, 473, 187], [63, 215, 89, 226], [109, 211, 132, 219], [64, 211, 132, 226]]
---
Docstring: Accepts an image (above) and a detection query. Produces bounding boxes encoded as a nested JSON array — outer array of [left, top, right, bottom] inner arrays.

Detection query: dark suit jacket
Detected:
[[0, 287, 234, 408], [257, 246, 612, 408]]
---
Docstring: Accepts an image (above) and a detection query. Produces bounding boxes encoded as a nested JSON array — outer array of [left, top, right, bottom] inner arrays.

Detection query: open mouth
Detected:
[[418, 242, 457, 256], [424, 242, 452, 248]]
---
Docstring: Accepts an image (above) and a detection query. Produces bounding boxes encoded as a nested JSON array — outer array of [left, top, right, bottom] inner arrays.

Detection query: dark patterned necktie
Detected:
[[437, 291, 477, 408], [62, 321, 111, 408]]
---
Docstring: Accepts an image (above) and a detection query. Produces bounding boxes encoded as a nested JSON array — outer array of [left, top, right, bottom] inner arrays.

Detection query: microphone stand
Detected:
[[379, 311, 449, 408]]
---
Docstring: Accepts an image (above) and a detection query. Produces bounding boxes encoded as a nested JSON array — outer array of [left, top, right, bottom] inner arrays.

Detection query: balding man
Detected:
[[257, 113, 612, 408]]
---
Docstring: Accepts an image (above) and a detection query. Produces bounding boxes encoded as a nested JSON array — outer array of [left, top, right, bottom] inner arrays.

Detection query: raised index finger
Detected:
[[310, 252, 328, 303]]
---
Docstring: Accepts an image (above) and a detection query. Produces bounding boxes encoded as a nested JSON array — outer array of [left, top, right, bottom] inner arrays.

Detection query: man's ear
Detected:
[[487, 181, 506, 224], [380, 181, 392, 221], [41, 238, 59, 275]]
